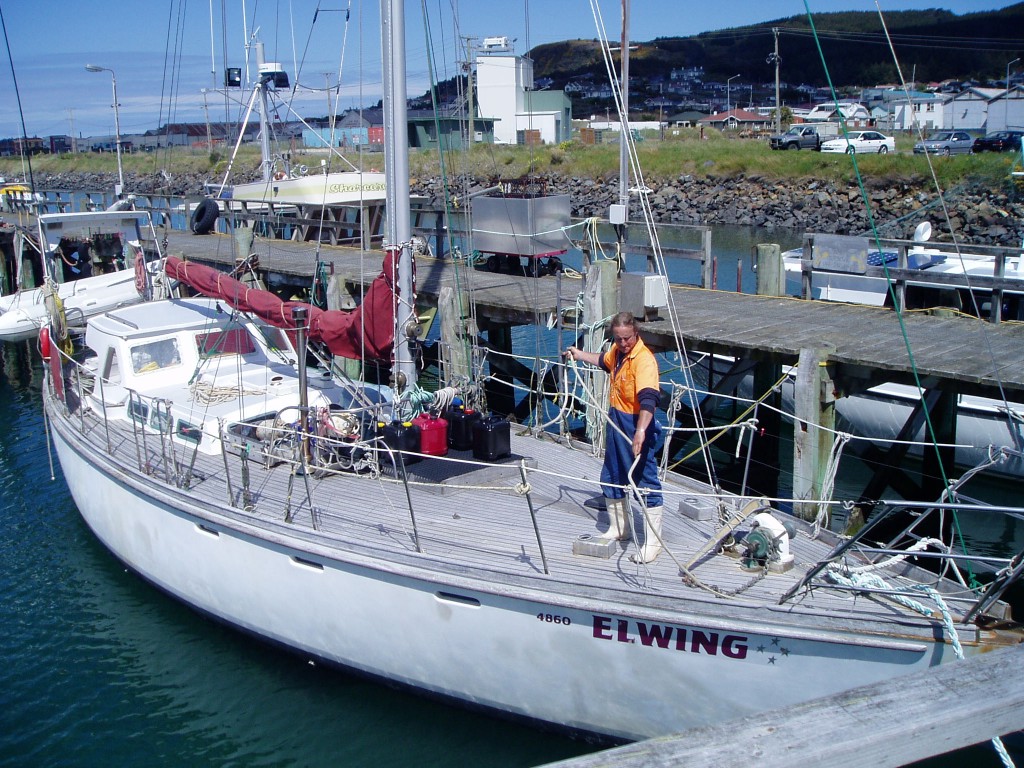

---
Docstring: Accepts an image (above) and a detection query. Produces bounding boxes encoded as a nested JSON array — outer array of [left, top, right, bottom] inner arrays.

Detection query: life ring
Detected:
[[273, 171, 287, 181], [190, 199, 219, 235]]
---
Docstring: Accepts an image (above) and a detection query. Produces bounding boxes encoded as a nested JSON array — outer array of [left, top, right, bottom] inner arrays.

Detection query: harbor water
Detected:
[[1, 222, 1021, 767]]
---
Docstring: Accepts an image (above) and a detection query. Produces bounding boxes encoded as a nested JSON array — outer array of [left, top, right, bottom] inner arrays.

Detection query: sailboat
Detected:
[[0, 209, 164, 342], [42, 0, 1024, 743], [197, 39, 386, 245]]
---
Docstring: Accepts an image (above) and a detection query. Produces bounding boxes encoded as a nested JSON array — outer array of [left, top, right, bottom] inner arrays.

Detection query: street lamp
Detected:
[[727, 74, 741, 121], [85, 64, 124, 196], [1006, 57, 1020, 130]]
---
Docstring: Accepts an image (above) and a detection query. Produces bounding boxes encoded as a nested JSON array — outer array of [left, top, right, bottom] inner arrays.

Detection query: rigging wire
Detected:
[[0, 1, 36, 195], [588, 0, 721, 493]]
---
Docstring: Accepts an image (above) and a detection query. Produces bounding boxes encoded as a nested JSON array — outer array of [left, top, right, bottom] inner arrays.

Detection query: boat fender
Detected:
[[190, 199, 219, 235], [134, 250, 149, 298], [39, 326, 51, 361]]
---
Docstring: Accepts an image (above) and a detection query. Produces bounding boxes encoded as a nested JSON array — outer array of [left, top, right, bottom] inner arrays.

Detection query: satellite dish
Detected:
[[913, 221, 932, 243]]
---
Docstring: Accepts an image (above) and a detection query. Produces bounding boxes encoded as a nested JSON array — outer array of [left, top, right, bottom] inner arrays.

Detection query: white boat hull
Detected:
[[49, 407, 956, 741], [0, 270, 142, 342], [230, 172, 387, 207]]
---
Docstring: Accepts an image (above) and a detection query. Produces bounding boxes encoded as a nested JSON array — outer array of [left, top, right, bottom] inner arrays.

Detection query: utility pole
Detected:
[[67, 109, 77, 153], [773, 27, 782, 133]]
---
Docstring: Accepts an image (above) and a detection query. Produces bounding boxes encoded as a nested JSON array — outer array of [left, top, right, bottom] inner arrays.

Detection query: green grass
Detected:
[[1, 133, 1016, 190]]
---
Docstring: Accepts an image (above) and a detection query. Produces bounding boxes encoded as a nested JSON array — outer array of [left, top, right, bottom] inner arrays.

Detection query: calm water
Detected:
[[1, 222, 1020, 767]]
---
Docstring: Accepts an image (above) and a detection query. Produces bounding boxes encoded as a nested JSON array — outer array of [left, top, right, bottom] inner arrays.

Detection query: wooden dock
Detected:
[[164, 230, 1024, 401], [540, 644, 1024, 768]]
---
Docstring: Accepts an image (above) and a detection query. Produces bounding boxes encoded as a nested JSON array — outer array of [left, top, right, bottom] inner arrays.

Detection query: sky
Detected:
[[0, 0, 1018, 140]]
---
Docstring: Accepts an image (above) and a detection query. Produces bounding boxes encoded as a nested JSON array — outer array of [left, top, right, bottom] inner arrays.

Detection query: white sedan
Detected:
[[820, 131, 896, 154]]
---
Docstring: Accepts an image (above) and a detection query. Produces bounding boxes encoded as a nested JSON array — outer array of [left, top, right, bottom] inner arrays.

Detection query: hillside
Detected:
[[528, 4, 1024, 92]]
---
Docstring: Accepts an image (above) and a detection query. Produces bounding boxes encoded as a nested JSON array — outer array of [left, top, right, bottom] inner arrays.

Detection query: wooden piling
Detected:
[[793, 345, 836, 520]]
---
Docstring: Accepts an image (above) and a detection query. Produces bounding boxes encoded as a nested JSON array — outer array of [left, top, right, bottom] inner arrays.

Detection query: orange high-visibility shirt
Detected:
[[600, 337, 659, 414]]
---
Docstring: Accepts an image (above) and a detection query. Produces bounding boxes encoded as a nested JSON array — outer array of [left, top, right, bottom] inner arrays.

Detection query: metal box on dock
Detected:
[[621, 271, 669, 320], [471, 195, 571, 256]]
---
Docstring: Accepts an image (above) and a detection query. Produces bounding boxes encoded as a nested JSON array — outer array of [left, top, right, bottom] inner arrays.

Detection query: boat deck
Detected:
[[82, 405, 988, 643]]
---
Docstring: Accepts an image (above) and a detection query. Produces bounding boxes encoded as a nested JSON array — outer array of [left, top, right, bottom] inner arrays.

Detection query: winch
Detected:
[[740, 512, 796, 572]]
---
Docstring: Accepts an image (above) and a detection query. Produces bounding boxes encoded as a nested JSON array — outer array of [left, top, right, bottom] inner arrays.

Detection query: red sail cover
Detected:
[[164, 252, 398, 361]]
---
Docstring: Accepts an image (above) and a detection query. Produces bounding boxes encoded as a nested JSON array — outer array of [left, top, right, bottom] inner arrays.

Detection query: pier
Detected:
[[541, 644, 1024, 768]]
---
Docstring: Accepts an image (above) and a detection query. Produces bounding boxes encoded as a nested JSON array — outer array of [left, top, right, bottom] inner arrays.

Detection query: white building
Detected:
[[984, 86, 1024, 132], [890, 93, 947, 131], [475, 53, 572, 145], [943, 87, 1002, 131]]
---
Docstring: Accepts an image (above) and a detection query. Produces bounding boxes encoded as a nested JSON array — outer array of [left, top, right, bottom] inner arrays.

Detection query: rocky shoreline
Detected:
[[30, 170, 1024, 246]]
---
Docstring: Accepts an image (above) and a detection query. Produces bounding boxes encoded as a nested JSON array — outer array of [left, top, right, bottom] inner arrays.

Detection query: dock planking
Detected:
[[541, 644, 1024, 768], [164, 230, 1024, 400]]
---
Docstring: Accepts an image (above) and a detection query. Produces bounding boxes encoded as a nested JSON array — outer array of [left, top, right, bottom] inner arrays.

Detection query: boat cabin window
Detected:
[[255, 325, 291, 355], [128, 399, 149, 424], [197, 328, 256, 358], [131, 338, 182, 374], [176, 420, 203, 444]]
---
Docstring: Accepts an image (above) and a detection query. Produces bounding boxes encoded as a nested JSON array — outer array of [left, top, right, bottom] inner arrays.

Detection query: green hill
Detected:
[[528, 4, 1024, 90]]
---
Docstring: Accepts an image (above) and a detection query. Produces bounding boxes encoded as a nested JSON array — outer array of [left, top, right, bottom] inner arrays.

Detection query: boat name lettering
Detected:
[[592, 615, 748, 659], [326, 182, 387, 194]]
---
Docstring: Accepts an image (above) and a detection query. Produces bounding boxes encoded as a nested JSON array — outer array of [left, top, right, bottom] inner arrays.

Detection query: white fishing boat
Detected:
[[42, 0, 1024, 744], [0, 210, 163, 342]]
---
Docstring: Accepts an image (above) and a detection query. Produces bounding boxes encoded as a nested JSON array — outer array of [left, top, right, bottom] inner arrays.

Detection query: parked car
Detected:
[[820, 131, 896, 154], [913, 131, 974, 156], [972, 130, 1024, 153]]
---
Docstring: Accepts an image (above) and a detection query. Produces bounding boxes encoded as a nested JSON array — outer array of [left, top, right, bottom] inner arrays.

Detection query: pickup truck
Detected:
[[769, 126, 822, 151]]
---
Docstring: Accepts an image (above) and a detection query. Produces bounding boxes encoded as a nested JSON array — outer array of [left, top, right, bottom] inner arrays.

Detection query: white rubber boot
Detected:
[[630, 505, 664, 563], [599, 497, 631, 541]]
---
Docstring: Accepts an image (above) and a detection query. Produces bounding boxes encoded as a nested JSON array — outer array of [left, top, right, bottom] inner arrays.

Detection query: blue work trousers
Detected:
[[601, 407, 663, 507]]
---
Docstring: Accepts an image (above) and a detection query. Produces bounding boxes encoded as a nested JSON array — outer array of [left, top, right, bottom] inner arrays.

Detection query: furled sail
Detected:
[[164, 253, 397, 360]]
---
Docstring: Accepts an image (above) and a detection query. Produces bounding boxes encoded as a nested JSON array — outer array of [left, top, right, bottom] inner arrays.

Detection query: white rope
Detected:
[[812, 431, 851, 538], [190, 380, 266, 405], [842, 537, 950, 575], [906, 583, 1017, 768]]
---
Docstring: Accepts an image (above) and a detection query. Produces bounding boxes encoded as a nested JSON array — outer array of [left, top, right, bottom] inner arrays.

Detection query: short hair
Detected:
[[610, 311, 639, 332]]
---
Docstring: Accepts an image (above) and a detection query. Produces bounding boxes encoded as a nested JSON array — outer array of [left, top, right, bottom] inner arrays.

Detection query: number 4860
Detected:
[[537, 613, 571, 625]]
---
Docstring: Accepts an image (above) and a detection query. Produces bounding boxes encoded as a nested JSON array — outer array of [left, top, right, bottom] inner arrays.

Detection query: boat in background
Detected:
[[0, 210, 164, 342], [778, 222, 1024, 480], [783, 222, 1024, 315], [195, 43, 386, 246]]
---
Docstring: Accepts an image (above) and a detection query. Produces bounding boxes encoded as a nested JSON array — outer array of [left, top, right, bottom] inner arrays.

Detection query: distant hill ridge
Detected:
[[527, 4, 1024, 91]]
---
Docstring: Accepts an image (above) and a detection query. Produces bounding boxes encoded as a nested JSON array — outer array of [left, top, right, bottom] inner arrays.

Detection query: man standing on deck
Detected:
[[566, 312, 664, 563]]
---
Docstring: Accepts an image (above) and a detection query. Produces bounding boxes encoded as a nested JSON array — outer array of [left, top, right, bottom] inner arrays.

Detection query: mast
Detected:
[[381, 0, 417, 395], [615, 0, 630, 272], [255, 41, 273, 182]]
